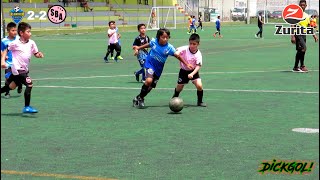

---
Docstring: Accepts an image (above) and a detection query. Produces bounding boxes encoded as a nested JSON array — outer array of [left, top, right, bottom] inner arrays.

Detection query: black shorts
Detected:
[[295, 35, 307, 51], [145, 68, 160, 88], [177, 69, 200, 84], [6, 71, 33, 87]]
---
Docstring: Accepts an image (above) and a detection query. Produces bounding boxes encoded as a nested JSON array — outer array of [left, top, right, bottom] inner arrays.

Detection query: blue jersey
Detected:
[[116, 27, 120, 45], [1, 36, 17, 68], [191, 18, 196, 27], [216, 19, 221, 28], [144, 38, 176, 77], [133, 35, 150, 61]]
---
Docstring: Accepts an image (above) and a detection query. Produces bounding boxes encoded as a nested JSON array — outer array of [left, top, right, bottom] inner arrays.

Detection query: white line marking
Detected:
[[292, 128, 319, 133], [2, 69, 318, 82], [30, 85, 319, 94]]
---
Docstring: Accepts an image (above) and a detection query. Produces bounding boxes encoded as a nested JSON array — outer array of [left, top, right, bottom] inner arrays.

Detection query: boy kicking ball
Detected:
[[172, 34, 206, 107]]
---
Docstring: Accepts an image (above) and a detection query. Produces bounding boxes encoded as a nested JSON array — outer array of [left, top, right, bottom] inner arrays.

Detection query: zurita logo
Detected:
[[274, 4, 315, 35]]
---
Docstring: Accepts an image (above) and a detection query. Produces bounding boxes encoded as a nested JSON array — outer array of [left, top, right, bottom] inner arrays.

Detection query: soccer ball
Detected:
[[169, 97, 184, 113], [14, 6, 20, 12]]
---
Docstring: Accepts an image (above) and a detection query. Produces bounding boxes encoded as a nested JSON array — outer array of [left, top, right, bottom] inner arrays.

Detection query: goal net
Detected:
[[147, 6, 177, 30]]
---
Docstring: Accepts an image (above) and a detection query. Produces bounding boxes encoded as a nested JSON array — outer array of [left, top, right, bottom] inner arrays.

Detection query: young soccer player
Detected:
[[132, 28, 193, 108], [255, 12, 264, 38], [1, 22, 44, 113], [310, 15, 318, 32], [172, 34, 206, 107], [115, 26, 123, 60], [197, 14, 204, 31], [188, 15, 197, 34], [1, 22, 22, 98], [291, 0, 318, 72], [213, 16, 222, 37], [104, 21, 121, 62], [133, 24, 150, 83]]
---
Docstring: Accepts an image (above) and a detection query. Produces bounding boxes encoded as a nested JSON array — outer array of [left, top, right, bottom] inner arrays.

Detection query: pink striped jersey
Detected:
[[8, 39, 39, 75], [177, 45, 202, 71]]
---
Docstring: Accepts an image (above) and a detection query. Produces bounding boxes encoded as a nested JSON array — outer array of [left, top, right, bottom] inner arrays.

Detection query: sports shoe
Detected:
[[292, 67, 303, 72], [255, 34, 259, 38], [17, 86, 22, 94], [300, 65, 308, 72], [22, 106, 38, 113], [134, 72, 139, 82], [109, 57, 114, 60], [4, 93, 10, 99], [117, 56, 124, 60], [132, 97, 139, 107], [138, 97, 145, 108], [104, 56, 109, 63], [197, 102, 207, 107]]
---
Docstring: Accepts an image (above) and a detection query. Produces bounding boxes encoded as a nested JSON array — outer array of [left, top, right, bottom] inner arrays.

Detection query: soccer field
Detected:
[[1, 24, 319, 179]]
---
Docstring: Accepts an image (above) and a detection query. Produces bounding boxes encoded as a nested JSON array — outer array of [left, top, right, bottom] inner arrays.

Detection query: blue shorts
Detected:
[[4, 67, 12, 79]]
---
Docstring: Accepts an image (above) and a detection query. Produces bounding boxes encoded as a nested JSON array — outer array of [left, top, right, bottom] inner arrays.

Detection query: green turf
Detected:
[[1, 24, 319, 179]]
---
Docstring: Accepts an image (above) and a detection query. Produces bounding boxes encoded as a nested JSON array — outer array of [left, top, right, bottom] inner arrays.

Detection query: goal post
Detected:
[[147, 6, 177, 30]]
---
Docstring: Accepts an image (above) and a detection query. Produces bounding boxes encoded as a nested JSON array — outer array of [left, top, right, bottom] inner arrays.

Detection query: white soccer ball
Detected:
[[14, 6, 20, 12]]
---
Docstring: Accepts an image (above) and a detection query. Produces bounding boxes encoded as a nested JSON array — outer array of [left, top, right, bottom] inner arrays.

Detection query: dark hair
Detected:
[[217, 15, 221, 19], [18, 22, 31, 36], [6, 22, 17, 31], [259, 12, 262, 15], [156, 28, 170, 39], [189, 34, 200, 43], [299, 0, 306, 4], [108, 21, 115, 26], [137, 23, 146, 30]]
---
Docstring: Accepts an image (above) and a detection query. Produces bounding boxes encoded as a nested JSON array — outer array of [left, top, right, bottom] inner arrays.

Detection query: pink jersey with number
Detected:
[[177, 46, 202, 70], [8, 39, 38, 75], [108, 28, 118, 44]]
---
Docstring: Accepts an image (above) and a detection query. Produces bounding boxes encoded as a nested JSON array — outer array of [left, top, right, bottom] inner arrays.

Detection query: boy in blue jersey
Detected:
[[133, 24, 150, 83], [188, 15, 197, 34], [132, 28, 193, 108], [1, 22, 22, 98], [213, 16, 222, 38]]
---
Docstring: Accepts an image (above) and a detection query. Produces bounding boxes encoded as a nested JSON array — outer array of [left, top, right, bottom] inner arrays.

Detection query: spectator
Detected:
[[80, 0, 93, 12]]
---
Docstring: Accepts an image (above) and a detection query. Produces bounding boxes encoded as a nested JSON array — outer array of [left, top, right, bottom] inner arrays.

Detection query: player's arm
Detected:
[[34, 51, 44, 58], [290, 24, 296, 43], [188, 65, 201, 79], [1, 48, 8, 69], [174, 52, 193, 70], [133, 43, 150, 56], [108, 31, 116, 37], [117, 33, 121, 39], [309, 22, 319, 42]]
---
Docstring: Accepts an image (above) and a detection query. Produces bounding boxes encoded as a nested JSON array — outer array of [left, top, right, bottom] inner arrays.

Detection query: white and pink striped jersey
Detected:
[[177, 45, 202, 71]]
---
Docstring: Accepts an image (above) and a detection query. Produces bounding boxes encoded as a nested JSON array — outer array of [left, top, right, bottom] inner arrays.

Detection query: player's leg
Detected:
[[299, 36, 308, 72], [104, 45, 111, 62], [213, 28, 218, 37], [133, 68, 158, 108], [4, 68, 12, 98], [114, 43, 122, 61], [192, 78, 206, 107], [20, 73, 37, 113], [172, 69, 188, 98], [260, 26, 263, 38], [293, 35, 307, 72], [109, 44, 117, 62], [134, 59, 145, 82]]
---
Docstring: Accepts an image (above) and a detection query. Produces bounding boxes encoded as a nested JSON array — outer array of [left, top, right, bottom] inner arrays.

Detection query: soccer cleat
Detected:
[[138, 97, 145, 108], [22, 106, 38, 113], [17, 86, 22, 94], [109, 57, 114, 60], [134, 72, 139, 82], [4, 93, 10, 99], [300, 66, 308, 72], [255, 34, 259, 38], [292, 67, 303, 72], [117, 56, 124, 60], [197, 102, 207, 107], [132, 97, 139, 107], [104, 57, 109, 63]]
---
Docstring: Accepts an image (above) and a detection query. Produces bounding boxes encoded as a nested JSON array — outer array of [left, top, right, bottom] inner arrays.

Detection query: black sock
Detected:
[[295, 51, 303, 68], [1, 85, 11, 94], [5, 81, 10, 94], [24, 88, 32, 106], [300, 51, 306, 67], [137, 84, 150, 99], [197, 90, 203, 103], [172, 88, 180, 98]]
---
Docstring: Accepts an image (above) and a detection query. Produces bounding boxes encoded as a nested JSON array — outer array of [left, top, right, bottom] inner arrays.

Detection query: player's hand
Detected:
[[291, 36, 296, 44], [133, 49, 138, 56], [188, 74, 193, 79], [314, 36, 318, 42], [35, 52, 44, 58], [1, 63, 7, 69], [186, 64, 193, 70]]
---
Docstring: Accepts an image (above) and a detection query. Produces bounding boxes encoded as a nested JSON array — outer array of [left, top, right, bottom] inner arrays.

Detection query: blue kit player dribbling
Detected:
[[132, 28, 193, 108]]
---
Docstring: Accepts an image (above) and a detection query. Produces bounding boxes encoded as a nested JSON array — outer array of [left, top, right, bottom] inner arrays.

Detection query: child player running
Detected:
[[172, 34, 206, 107], [1, 22, 44, 113], [132, 28, 193, 108]]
